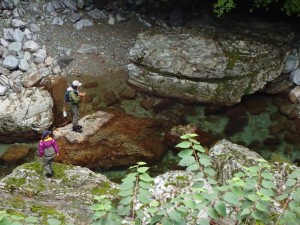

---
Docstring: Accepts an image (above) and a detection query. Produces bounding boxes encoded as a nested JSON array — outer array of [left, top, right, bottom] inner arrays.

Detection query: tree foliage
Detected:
[[214, 0, 300, 16]]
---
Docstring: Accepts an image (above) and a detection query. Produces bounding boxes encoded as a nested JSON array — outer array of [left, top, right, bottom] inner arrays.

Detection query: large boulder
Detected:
[[54, 110, 168, 169], [128, 26, 292, 106], [0, 162, 118, 224], [0, 87, 53, 143]]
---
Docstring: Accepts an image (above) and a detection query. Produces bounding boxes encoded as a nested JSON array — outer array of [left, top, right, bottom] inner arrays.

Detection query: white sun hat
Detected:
[[72, 80, 82, 87]]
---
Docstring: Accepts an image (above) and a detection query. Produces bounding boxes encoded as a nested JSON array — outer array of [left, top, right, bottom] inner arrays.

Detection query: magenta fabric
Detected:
[[38, 138, 59, 157]]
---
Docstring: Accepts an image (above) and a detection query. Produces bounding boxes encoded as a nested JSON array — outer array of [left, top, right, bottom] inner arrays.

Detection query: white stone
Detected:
[[8, 41, 22, 52], [19, 58, 30, 71], [0, 87, 53, 131], [2, 55, 19, 70], [23, 40, 39, 52]]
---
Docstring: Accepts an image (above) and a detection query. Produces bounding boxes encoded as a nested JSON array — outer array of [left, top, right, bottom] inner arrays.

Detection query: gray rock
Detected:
[[87, 8, 107, 20], [13, 29, 24, 42], [69, 11, 82, 23], [290, 68, 300, 85], [33, 49, 46, 59], [23, 51, 31, 61], [282, 49, 299, 74], [3, 28, 14, 41], [28, 2, 39, 11], [0, 84, 8, 96], [128, 27, 292, 106], [2, 55, 19, 70], [108, 16, 115, 25], [0, 38, 9, 47], [44, 2, 55, 13], [61, 0, 77, 11], [11, 19, 27, 28], [51, 17, 64, 25], [23, 40, 39, 52], [77, 44, 97, 53], [52, 0, 65, 10], [73, 18, 94, 29], [19, 58, 30, 71], [116, 13, 128, 23], [29, 23, 40, 33], [0, 75, 10, 87], [23, 28, 32, 40], [8, 41, 22, 52], [8, 70, 23, 80]]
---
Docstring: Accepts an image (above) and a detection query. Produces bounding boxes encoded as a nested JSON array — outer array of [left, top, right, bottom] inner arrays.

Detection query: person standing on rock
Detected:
[[38, 130, 59, 178], [68, 80, 86, 133]]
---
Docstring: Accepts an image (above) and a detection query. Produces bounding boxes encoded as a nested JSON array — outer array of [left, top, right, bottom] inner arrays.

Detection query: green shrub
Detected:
[[91, 133, 300, 225]]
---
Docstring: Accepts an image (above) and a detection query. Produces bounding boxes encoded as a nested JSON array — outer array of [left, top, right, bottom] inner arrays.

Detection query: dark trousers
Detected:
[[70, 103, 80, 127], [43, 155, 55, 174]]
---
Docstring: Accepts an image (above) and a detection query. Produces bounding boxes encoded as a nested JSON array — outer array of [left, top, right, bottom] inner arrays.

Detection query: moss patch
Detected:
[[91, 181, 118, 196]]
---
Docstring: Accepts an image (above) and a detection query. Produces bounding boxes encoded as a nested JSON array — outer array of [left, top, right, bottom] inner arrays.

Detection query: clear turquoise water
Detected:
[[1, 93, 298, 181]]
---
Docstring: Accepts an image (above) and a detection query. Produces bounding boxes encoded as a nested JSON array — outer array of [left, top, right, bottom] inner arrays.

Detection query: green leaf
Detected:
[[197, 218, 210, 225], [223, 192, 240, 205], [138, 193, 150, 204], [246, 193, 259, 202], [194, 144, 206, 153], [234, 171, 246, 178], [139, 181, 152, 189], [186, 163, 200, 171], [256, 201, 269, 212], [118, 189, 133, 197], [251, 210, 263, 220], [199, 158, 212, 167], [176, 141, 191, 149], [137, 167, 150, 173], [168, 209, 182, 222], [117, 205, 131, 216], [161, 218, 174, 225], [217, 185, 229, 192], [107, 212, 121, 222], [178, 149, 193, 158], [204, 167, 216, 176], [261, 180, 276, 189], [137, 162, 147, 166], [10, 222, 22, 225], [119, 196, 132, 205], [150, 215, 163, 224], [261, 171, 274, 180], [122, 173, 137, 182], [230, 186, 243, 196], [240, 208, 251, 216], [214, 201, 226, 217], [119, 181, 135, 190], [288, 170, 300, 179], [207, 208, 219, 219], [184, 200, 195, 208], [286, 178, 297, 187], [139, 173, 154, 182], [259, 188, 274, 197], [191, 180, 205, 189], [92, 211, 106, 220], [47, 218, 61, 225], [178, 156, 196, 167], [277, 193, 288, 201]]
